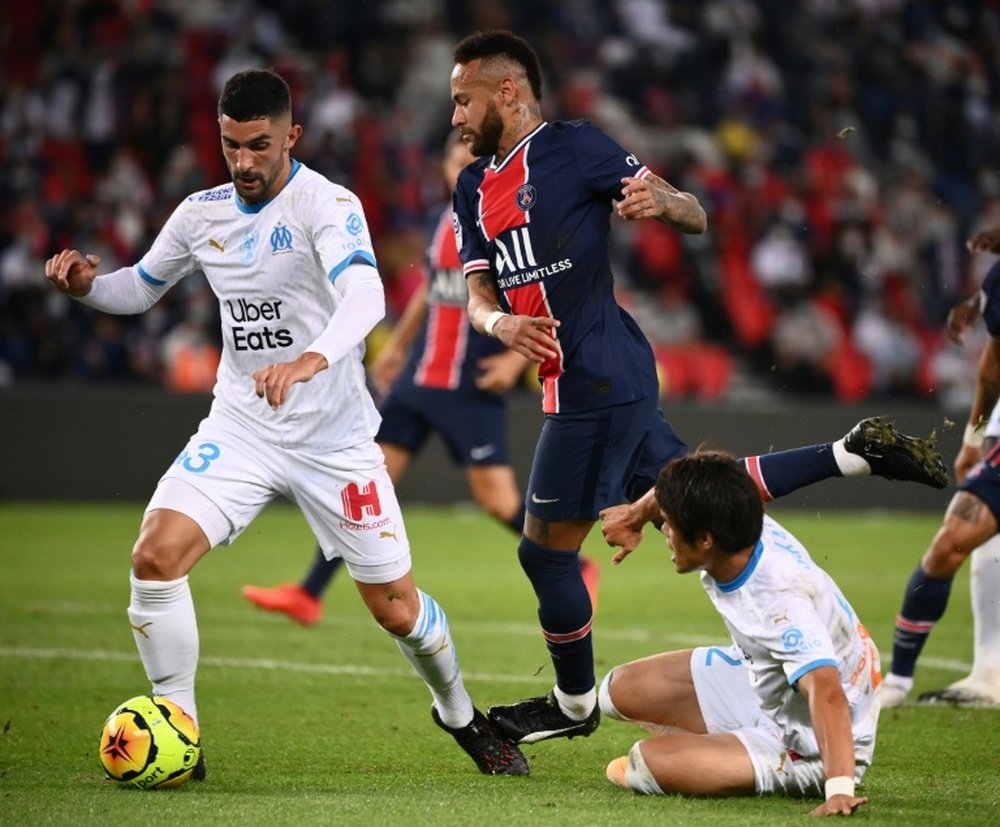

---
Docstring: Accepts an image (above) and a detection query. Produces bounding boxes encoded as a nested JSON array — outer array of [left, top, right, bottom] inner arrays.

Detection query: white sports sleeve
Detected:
[[75, 267, 165, 314], [303, 263, 385, 367]]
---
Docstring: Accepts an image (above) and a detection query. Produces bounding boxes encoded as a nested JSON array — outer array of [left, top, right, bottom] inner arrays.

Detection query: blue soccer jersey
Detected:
[[453, 120, 660, 414], [981, 259, 1000, 336], [962, 260, 1000, 516]]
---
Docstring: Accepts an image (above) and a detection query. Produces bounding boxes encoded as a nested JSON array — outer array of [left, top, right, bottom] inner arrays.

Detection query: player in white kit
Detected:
[[43, 69, 528, 778], [598, 452, 877, 818]]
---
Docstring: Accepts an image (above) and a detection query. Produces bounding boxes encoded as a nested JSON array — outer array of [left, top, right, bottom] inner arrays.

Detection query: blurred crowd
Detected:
[[2, 0, 999, 411]]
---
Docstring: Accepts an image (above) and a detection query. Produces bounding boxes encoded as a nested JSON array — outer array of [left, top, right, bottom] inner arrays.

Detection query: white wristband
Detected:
[[824, 776, 855, 800], [484, 310, 507, 337], [963, 422, 985, 449]]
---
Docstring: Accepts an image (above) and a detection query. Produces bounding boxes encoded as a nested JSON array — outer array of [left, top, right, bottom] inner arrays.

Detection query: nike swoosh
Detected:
[[469, 444, 496, 461], [531, 493, 560, 504]]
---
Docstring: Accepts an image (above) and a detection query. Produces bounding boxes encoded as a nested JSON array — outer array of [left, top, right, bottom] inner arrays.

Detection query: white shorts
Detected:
[[146, 414, 412, 584], [690, 645, 828, 797]]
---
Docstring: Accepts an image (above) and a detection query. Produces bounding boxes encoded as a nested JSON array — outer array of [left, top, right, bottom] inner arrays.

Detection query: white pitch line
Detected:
[[5, 603, 978, 674], [14, 600, 713, 644], [0, 646, 547, 685], [0, 646, 971, 686]]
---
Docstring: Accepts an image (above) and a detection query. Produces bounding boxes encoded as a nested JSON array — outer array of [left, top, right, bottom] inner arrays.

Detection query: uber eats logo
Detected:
[[225, 298, 293, 351]]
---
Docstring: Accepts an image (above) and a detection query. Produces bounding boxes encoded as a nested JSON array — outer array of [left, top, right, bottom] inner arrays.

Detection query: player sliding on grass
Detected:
[[447, 29, 948, 748], [600, 452, 877, 818], [43, 69, 527, 778]]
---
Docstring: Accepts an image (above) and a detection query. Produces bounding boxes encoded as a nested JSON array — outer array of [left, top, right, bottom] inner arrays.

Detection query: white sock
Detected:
[[883, 672, 913, 693], [128, 573, 199, 726], [392, 591, 473, 729], [624, 741, 665, 795], [969, 538, 1000, 687], [832, 438, 871, 476], [553, 684, 597, 720]]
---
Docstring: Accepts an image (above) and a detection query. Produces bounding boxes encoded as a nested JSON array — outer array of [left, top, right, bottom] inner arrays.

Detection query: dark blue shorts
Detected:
[[960, 441, 1000, 525], [525, 396, 687, 522], [377, 384, 511, 467]]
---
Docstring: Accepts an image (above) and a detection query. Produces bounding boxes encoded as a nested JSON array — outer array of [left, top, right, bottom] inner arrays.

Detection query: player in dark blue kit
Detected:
[[243, 131, 601, 625], [448, 30, 948, 745], [881, 254, 1000, 708]]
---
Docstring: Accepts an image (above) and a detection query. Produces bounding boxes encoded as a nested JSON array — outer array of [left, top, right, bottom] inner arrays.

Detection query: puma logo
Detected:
[[336, 196, 354, 204], [130, 621, 153, 639], [773, 611, 790, 625], [208, 239, 226, 253], [379, 530, 398, 541], [415, 638, 450, 657]]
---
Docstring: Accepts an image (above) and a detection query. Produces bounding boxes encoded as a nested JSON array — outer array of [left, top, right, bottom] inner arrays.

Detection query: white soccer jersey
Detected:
[[700, 515, 880, 768], [137, 161, 380, 451]]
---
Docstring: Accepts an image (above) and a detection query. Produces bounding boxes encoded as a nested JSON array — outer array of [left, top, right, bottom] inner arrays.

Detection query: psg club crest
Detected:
[[516, 183, 537, 212]]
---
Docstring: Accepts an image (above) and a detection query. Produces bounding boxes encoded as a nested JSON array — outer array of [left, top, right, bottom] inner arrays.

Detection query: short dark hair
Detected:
[[453, 30, 543, 101], [654, 452, 764, 554], [218, 69, 291, 121]]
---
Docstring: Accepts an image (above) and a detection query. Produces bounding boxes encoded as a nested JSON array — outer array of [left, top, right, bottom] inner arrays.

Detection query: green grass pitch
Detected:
[[0, 502, 996, 825]]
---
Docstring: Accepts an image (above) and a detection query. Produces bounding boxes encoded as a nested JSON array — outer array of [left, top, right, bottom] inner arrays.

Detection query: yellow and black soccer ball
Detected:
[[99, 695, 201, 789]]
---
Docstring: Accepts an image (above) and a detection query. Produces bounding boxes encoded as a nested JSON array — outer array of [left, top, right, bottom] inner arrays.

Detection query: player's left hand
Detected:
[[946, 294, 982, 345], [475, 351, 530, 393], [967, 227, 1000, 255], [616, 176, 666, 222], [253, 351, 328, 410], [954, 442, 982, 484], [807, 793, 869, 817]]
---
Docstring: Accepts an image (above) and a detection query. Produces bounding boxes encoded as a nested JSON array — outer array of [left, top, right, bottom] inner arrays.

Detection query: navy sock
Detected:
[[300, 545, 344, 599], [743, 444, 841, 501], [517, 536, 594, 694], [504, 500, 527, 535], [890, 565, 954, 678]]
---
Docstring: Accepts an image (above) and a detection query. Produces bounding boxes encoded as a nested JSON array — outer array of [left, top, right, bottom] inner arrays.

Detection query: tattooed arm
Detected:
[[467, 269, 504, 333], [466, 268, 560, 364], [617, 172, 707, 234]]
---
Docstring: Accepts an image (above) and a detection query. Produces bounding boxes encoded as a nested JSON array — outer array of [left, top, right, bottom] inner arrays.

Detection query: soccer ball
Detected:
[[99, 695, 201, 789]]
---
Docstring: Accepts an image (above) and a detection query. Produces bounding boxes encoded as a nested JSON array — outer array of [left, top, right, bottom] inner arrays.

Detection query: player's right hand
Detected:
[[475, 350, 530, 393], [493, 314, 561, 364], [45, 249, 100, 297]]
